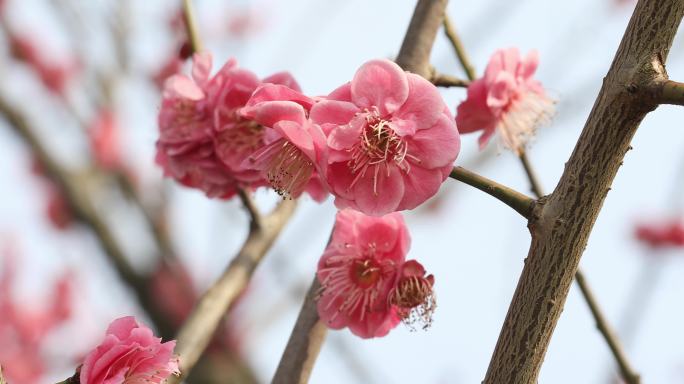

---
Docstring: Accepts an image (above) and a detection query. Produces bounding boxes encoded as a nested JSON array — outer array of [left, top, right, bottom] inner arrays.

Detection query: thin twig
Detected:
[[169, 199, 296, 383], [443, 15, 477, 81], [449, 166, 535, 219], [519, 150, 545, 198], [238, 189, 263, 230], [575, 270, 640, 384], [431, 72, 470, 88], [182, 0, 203, 54], [272, 278, 328, 384]]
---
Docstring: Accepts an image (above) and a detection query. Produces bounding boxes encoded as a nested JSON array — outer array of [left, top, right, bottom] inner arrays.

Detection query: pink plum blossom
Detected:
[[316, 209, 409, 338], [240, 83, 329, 201], [80, 316, 180, 384], [0, 240, 74, 384], [311, 59, 460, 215], [456, 47, 555, 154], [88, 108, 122, 170], [156, 52, 259, 198], [634, 218, 684, 249]]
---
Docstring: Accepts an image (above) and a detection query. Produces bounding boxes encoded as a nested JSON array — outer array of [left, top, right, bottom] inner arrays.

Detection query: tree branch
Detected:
[[168, 199, 296, 383], [484, 1, 684, 382], [238, 189, 263, 230], [396, 0, 449, 78], [449, 166, 535, 219], [518, 151, 640, 383], [650, 79, 684, 106], [574, 270, 640, 384], [443, 15, 476, 81], [272, 278, 327, 384], [431, 71, 470, 88]]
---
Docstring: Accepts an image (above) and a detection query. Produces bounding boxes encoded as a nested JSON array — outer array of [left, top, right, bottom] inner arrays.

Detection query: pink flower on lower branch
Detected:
[[311, 59, 460, 216], [80, 317, 179, 384], [456, 47, 555, 154], [316, 209, 435, 338]]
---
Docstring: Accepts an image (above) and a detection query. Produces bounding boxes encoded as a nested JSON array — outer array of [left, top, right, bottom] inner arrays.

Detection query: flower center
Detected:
[[350, 258, 382, 288], [217, 120, 263, 154], [264, 140, 313, 199], [317, 244, 396, 321], [390, 273, 436, 330], [347, 111, 411, 194]]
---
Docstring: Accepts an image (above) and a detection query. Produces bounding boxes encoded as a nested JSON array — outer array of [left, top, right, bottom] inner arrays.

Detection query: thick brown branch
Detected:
[[272, 278, 327, 384], [169, 199, 296, 383], [449, 166, 535, 219], [396, 0, 449, 78], [484, 1, 684, 382], [518, 151, 640, 383]]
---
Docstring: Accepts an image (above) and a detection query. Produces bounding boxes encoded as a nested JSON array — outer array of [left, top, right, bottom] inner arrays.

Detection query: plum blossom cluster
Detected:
[[316, 209, 435, 338], [156, 55, 461, 215]]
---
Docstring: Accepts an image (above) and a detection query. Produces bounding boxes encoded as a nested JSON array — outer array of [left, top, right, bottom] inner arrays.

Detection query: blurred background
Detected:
[[0, 0, 683, 383]]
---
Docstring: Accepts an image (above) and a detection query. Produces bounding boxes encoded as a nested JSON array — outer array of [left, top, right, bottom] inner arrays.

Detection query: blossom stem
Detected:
[[443, 15, 477, 81], [0, 365, 6, 384], [169, 199, 296, 383], [519, 151, 545, 198], [449, 166, 535, 219], [182, 0, 203, 54], [272, 278, 328, 384], [431, 71, 471, 88]]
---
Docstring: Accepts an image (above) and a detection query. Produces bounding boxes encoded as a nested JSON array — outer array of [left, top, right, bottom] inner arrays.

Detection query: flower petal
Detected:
[[351, 59, 409, 115]]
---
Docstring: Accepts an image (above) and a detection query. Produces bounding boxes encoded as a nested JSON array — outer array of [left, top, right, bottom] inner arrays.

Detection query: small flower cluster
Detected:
[[156, 55, 461, 215], [316, 209, 435, 338], [155, 49, 556, 339]]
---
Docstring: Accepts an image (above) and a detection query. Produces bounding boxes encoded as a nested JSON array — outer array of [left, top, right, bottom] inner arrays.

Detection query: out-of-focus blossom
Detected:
[[634, 218, 684, 248], [0, 240, 74, 384], [88, 108, 122, 170], [148, 261, 196, 327], [240, 84, 329, 201], [80, 316, 179, 384], [8, 32, 78, 96], [312, 59, 460, 215], [226, 8, 265, 39], [456, 47, 555, 154], [45, 186, 74, 230], [156, 52, 258, 198], [316, 209, 408, 338]]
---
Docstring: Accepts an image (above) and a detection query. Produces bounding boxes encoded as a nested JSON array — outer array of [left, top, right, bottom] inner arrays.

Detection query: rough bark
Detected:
[[484, 1, 684, 382]]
